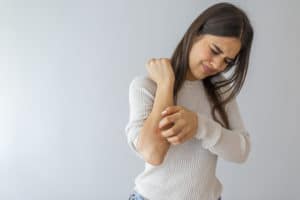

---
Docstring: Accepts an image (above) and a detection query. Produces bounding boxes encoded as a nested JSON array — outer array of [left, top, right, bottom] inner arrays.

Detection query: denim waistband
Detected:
[[128, 191, 146, 200], [128, 191, 221, 200]]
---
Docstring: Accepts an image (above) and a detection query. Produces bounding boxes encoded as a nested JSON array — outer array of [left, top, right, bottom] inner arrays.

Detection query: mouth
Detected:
[[202, 64, 215, 74]]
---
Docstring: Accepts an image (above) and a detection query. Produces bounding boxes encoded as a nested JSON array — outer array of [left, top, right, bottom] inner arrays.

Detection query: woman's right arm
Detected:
[[136, 82, 174, 165], [126, 58, 175, 165]]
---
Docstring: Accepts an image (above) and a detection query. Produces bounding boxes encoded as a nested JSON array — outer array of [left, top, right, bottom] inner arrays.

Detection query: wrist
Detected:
[[157, 81, 174, 90]]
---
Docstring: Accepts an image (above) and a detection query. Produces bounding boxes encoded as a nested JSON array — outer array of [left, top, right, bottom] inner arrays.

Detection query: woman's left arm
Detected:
[[159, 98, 251, 164], [195, 97, 251, 164]]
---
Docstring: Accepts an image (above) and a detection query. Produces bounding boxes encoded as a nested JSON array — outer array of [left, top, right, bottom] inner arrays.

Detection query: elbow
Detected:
[[235, 154, 248, 164], [234, 134, 251, 164], [141, 149, 166, 166], [233, 147, 250, 164], [135, 131, 167, 166], [146, 156, 164, 166], [137, 145, 165, 166], [223, 151, 249, 164]]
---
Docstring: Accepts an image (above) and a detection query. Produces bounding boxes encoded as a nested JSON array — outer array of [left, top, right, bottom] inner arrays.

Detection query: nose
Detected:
[[210, 56, 224, 71]]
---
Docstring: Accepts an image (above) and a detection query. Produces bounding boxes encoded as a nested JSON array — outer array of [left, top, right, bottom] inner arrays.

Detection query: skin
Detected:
[[186, 34, 241, 81], [158, 34, 241, 145]]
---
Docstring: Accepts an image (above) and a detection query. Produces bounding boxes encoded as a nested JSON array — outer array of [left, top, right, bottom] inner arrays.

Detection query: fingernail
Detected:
[[161, 110, 167, 115]]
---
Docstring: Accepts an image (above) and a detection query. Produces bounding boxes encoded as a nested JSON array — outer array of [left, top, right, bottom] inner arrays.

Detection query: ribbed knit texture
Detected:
[[125, 75, 251, 200]]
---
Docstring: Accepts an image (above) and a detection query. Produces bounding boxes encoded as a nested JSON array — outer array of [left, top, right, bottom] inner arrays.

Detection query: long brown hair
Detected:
[[170, 2, 254, 128]]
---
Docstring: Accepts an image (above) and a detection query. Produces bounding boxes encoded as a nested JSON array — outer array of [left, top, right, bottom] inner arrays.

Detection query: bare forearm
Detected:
[[137, 83, 174, 165]]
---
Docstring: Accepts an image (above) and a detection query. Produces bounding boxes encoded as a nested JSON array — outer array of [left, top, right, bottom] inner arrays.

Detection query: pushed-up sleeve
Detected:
[[194, 97, 251, 164], [125, 76, 156, 159]]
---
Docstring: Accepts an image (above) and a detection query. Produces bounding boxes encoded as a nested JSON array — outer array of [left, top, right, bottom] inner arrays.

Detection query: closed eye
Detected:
[[210, 48, 235, 65], [210, 48, 219, 55]]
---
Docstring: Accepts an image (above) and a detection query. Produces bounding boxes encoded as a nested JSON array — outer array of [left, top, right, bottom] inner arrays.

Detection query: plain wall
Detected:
[[0, 0, 299, 199]]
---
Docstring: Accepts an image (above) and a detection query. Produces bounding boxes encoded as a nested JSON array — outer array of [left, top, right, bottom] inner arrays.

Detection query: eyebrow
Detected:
[[212, 43, 235, 62]]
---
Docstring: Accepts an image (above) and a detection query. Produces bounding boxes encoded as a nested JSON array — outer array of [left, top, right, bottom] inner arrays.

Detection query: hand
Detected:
[[158, 105, 198, 145], [146, 58, 175, 86]]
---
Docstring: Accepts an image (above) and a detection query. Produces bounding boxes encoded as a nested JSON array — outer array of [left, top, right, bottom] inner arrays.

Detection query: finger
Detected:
[[159, 112, 181, 129], [167, 126, 189, 145], [167, 136, 181, 145], [161, 120, 185, 138], [161, 105, 182, 117]]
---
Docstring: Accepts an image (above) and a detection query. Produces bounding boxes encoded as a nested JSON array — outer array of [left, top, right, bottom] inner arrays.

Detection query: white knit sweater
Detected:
[[125, 75, 251, 200]]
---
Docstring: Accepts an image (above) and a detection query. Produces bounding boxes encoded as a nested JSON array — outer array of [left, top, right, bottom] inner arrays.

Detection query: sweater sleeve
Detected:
[[124, 76, 156, 159], [194, 97, 251, 164]]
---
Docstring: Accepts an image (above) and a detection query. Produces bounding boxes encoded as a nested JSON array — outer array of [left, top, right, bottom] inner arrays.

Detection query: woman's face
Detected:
[[186, 34, 241, 80]]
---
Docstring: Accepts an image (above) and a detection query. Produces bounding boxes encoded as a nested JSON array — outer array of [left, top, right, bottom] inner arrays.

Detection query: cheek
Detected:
[[189, 50, 205, 65], [193, 50, 211, 65], [201, 49, 212, 61]]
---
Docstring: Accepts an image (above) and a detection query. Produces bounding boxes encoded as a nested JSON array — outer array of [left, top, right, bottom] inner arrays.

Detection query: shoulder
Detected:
[[128, 75, 157, 97], [129, 75, 157, 99]]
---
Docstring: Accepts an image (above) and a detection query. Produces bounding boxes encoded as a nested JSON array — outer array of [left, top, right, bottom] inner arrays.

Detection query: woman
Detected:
[[125, 2, 253, 200]]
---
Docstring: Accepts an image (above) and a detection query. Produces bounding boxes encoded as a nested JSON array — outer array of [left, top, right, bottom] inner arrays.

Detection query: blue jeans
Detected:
[[128, 191, 146, 200], [128, 191, 221, 200]]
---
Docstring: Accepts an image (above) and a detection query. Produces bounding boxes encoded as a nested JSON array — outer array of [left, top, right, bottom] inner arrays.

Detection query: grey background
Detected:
[[0, 0, 299, 199]]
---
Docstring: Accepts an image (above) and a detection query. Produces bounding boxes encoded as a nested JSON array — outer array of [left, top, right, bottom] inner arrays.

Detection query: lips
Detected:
[[202, 64, 215, 74]]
